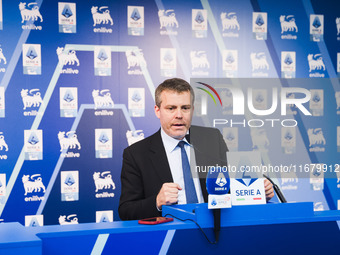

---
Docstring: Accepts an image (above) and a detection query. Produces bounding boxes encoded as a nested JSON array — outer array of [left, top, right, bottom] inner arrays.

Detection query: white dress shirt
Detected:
[[161, 129, 204, 204]]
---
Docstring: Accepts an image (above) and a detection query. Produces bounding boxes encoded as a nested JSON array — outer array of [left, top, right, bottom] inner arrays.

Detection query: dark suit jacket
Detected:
[[118, 125, 228, 220]]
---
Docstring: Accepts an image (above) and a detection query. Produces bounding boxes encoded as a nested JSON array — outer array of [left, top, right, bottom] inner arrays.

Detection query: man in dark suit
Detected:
[[119, 78, 274, 220]]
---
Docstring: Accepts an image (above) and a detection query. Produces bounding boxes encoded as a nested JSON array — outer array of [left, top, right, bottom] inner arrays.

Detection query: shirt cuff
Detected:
[[156, 202, 162, 212]]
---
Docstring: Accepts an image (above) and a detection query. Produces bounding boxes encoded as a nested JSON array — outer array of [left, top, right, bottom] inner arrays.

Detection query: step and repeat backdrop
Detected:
[[0, 0, 339, 226]]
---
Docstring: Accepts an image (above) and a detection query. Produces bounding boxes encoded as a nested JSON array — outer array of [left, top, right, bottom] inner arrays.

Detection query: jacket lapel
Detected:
[[147, 128, 209, 202], [190, 126, 209, 202], [149, 130, 174, 184]]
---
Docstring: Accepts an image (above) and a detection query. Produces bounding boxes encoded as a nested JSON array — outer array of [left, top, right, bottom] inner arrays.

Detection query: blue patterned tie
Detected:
[[178, 141, 198, 204]]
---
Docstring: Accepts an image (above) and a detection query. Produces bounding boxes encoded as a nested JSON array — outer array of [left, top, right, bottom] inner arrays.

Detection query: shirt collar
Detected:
[[160, 128, 191, 153]]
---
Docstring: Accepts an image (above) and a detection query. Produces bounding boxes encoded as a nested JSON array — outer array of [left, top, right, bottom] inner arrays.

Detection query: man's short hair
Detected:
[[155, 78, 195, 107]]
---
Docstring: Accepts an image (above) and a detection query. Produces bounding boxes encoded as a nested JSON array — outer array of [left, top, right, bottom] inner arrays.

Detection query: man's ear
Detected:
[[154, 105, 160, 119]]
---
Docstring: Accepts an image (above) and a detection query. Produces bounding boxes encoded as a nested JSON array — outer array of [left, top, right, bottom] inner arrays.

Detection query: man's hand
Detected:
[[264, 179, 274, 201], [156, 183, 182, 210]]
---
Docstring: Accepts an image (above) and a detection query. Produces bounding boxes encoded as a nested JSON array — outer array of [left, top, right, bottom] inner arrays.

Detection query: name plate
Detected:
[[230, 178, 266, 205]]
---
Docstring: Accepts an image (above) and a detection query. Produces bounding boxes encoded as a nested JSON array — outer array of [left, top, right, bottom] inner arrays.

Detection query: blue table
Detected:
[[1, 202, 340, 254]]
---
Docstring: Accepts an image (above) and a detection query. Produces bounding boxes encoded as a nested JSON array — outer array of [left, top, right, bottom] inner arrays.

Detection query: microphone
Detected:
[[263, 174, 287, 203], [206, 166, 231, 243]]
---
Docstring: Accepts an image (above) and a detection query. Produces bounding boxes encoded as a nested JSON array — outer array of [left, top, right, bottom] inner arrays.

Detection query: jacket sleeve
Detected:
[[118, 147, 161, 220], [217, 128, 228, 164]]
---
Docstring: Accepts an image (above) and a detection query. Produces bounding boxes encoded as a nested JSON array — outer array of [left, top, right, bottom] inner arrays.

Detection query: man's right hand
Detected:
[[156, 183, 182, 210]]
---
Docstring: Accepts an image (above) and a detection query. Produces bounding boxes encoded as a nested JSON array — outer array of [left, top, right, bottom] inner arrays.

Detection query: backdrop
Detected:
[[0, 0, 339, 225]]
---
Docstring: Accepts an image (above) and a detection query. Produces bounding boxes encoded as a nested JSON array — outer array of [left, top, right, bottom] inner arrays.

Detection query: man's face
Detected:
[[155, 90, 194, 140]]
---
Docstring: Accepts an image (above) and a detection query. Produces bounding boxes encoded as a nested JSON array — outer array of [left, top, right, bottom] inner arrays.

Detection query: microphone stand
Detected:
[[213, 208, 221, 243]]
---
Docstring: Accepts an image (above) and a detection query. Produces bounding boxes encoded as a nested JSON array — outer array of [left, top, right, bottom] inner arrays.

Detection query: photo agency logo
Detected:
[[196, 82, 222, 106], [192, 78, 312, 129]]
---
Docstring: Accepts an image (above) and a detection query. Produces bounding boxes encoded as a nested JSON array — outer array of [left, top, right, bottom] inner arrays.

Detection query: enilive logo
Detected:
[[91, 6, 113, 26], [281, 177, 298, 187], [314, 202, 324, 211], [250, 128, 269, 150], [196, 82, 222, 106], [280, 15, 298, 34], [58, 131, 81, 152], [336, 92, 340, 110], [307, 128, 326, 152], [59, 214, 78, 225], [250, 52, 269, 71], [22, 174, 46, 195], [93, 171, 115, 192], [21, 89, 43, 110], [191, 51, 210, 70], [56, 47, 80, 67], [126, 130, 144, 146], [221, 12, 240, 31], [158, 9, 179, 29], [126, 49, 147, 70], [0, 132, 8, 152], [92, 89, 114, 110], [93, 171, 115, 199], [22, 174, 46, 202], [19, 2, 43, 23], [0, 47, 6, 65]]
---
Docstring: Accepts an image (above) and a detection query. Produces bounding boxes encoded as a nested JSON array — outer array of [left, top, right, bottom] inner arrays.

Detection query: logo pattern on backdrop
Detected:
[[0, 1, 339, 226]]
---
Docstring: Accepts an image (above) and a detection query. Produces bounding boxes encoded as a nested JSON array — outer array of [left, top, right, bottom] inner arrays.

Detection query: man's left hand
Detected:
[[264, 179, 274, 201]]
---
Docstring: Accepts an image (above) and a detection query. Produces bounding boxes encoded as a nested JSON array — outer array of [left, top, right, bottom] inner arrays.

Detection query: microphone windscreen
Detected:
[[206, 167, 230, 195]]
